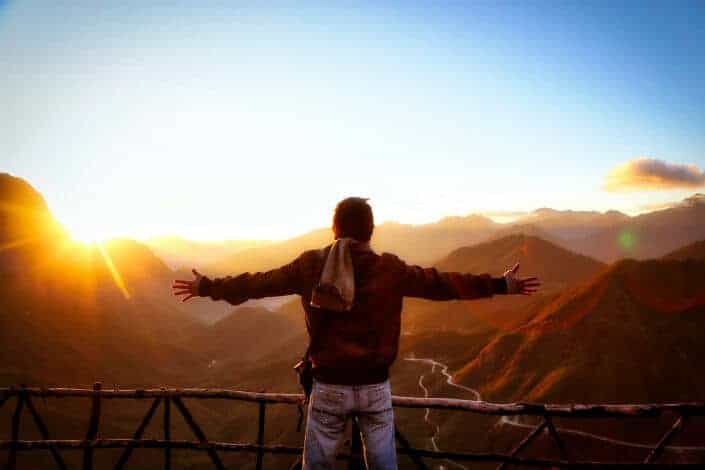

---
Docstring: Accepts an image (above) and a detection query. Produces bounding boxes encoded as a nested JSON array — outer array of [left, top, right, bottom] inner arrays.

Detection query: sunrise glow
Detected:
[[2, 2, 704, 241]]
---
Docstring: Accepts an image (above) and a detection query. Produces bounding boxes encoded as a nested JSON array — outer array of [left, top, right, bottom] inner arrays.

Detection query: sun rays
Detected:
[[1, 198, 132, 302], [97, 241, 132, 300]]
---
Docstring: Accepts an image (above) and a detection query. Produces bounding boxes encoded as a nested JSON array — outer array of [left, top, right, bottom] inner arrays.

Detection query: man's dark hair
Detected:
[[332, 197, 374, 242]]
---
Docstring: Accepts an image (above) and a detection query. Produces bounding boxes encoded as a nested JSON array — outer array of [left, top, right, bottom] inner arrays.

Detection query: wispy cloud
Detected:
[[605, 158, 705, 192]]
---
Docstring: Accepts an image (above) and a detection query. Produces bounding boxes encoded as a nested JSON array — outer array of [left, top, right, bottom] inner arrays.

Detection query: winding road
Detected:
[[404, 355, 704, 468]]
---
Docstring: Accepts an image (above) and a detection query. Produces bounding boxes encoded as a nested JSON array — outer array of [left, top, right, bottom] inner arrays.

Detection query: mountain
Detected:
[[400, 235, 604, 340], [206, 227, 331, 275], [435, 234, 605, 288], [205, 215, 501, 276], [519, 208, 629, 240], [145, 235, 273, 270], [202, 209, 624, 279], [372, 215, 498, 265], [489, 223, 560, 245], [569, 195, 705, 262], [186, 306, 302, 369], [454, 257, 705, 403], [0, 174, 206, 386], [663, 240, 705, 262], [0, 173, 67, 269]]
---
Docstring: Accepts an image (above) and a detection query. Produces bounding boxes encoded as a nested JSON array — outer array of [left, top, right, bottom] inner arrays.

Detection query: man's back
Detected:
[[301, 243, 404, 385], [300, 241, 506, 384], [198, 240, 504, 385]]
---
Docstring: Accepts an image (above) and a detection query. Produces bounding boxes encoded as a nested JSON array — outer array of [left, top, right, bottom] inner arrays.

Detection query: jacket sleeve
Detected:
[[399, 260, 507, 300], [198, 256, 304, 305]]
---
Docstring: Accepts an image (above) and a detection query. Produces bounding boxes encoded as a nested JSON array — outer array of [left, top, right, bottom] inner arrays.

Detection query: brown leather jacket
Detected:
[[199, 243, 506, 385]]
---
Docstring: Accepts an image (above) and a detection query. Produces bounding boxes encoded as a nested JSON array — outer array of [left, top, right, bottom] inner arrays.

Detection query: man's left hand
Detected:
[[504, 263, 541, 295]]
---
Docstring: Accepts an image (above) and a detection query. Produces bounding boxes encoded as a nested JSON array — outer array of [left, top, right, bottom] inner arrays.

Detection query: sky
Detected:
[[2, 1, 704, 241]]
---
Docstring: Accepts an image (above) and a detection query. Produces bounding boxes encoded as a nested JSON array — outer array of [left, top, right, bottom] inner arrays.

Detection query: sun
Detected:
[[68, 224, 112, 244]]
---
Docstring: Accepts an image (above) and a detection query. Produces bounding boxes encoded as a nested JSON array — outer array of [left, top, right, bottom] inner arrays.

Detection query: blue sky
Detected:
[[2, 1, 704, 240]]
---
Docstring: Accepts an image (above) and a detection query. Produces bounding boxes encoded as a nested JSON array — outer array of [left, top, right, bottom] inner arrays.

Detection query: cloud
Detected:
[[604, 158, 705, 192]]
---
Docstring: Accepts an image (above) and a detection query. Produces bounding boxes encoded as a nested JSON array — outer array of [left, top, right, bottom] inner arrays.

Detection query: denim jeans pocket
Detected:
[[316, 387, 345, 411], [366, 386, 390, 412]]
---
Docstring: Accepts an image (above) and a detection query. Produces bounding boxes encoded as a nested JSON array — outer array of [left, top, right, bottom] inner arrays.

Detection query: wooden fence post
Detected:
[[394, 426, 428, 470], [497, 419, 548, 470], [644, 414, 687, 464], [544, 415, 570, 463], [83, 382, 102, 470], [256, 401, 266, 470], [172, 396, 225, 470], [113, 398, 162, 470], [164, 395, 171, 470], [24, 395, 68, 470], [7, 392, 24, 470]]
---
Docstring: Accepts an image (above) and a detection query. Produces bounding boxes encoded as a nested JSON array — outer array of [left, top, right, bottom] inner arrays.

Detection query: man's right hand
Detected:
[[172, 269, 204, 302]]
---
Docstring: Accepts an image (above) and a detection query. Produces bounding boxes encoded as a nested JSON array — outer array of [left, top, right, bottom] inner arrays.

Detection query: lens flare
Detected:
[[97, 242, 131, 299], [618, 230, 636, 252]]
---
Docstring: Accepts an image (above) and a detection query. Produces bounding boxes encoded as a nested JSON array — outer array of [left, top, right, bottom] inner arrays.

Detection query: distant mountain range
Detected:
[[145, 235, 273, 270], [189, 193, 705, 275], [568, 195, 705, 262]]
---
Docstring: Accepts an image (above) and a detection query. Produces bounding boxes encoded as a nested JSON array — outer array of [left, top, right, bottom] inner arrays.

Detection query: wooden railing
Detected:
[[1, 384, 704, 469]]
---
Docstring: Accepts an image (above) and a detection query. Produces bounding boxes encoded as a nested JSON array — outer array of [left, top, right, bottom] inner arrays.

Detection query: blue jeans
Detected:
[[302, 378, 398, 470]]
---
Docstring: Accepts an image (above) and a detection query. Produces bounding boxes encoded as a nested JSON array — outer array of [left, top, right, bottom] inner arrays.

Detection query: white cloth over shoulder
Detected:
[[310, 237, 362, 311]]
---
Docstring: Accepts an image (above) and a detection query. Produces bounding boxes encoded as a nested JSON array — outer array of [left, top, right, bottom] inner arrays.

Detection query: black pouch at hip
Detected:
[[293, 354, 313, 399]]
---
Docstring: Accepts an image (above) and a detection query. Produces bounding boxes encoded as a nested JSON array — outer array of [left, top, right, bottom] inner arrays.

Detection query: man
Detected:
[[172, 197, 539, 469]]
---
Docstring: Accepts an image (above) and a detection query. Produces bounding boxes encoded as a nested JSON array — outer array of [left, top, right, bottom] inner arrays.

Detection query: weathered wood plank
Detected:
[[3, 387, 703, 418], [172, 396, 225, 470], [497, 419, 548, 470], [0, 439, 649, 466], [24, 396, 68, 470], [113, 397, 162, 470], [394, 426, 428, 470], [164, 397, 171, 470], [256, 401, 266, 470], [7, 394, 24, 470], [545, 415, 570, 463], [643, 415, 687, 464], [83, 382, 101, 470]]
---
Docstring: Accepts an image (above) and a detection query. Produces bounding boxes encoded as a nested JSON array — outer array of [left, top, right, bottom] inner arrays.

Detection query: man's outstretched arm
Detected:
[[401, 261, 540, 300], [172, 257, 304, 305]]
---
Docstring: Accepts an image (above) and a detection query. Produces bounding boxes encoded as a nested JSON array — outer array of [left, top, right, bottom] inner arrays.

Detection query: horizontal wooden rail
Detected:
[[0, 438, 646, 467], [2, 384, 704, 469], [2, 386, 703, 417]]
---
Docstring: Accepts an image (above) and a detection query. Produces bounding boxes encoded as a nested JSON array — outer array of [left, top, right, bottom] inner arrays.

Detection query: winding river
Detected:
[[404, 356, 704, 468]]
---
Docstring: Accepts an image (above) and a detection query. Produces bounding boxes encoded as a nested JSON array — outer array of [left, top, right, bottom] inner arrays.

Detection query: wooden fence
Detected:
[[1, 384, 703, 469]]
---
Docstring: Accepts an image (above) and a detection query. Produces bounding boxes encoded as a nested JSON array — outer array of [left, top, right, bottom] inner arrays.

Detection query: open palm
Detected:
[[171, 269, 203, 302], [504, 263, 540, 295]]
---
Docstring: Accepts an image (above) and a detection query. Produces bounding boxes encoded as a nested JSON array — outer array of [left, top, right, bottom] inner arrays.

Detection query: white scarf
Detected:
[[310, 237, 369, 311]]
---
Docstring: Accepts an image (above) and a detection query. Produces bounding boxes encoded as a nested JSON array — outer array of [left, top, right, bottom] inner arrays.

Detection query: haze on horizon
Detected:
[[2, 1, 704, 241]]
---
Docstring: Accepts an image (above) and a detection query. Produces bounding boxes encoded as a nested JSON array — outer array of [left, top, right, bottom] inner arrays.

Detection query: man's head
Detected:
[[332, 197, 374, 242]]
